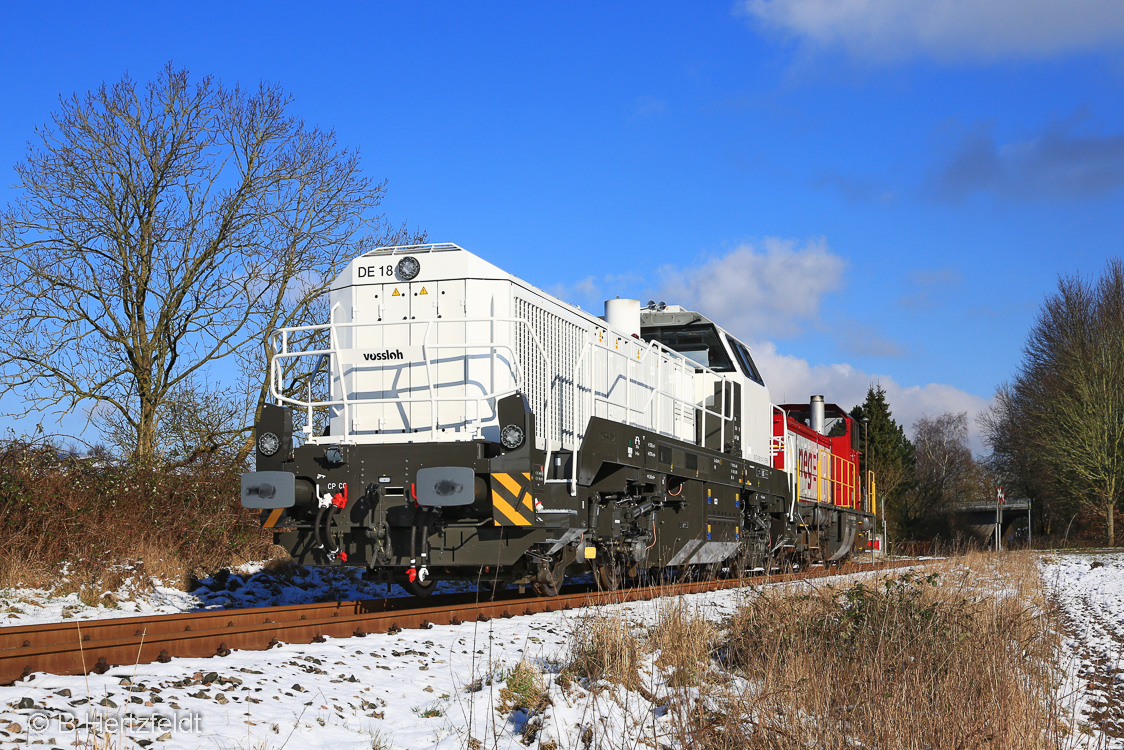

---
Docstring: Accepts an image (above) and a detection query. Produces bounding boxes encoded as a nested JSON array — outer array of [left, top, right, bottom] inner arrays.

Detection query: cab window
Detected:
[[642, 324, 735, 372], [726, 335, 764, 385]]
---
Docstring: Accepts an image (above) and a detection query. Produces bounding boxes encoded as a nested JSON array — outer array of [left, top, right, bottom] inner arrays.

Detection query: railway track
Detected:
[[0, 558, 918, 685]]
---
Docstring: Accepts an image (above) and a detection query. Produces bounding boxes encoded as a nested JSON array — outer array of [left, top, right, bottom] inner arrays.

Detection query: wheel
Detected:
[[596, 554, 622, 591], [532, 557, 568, 596]]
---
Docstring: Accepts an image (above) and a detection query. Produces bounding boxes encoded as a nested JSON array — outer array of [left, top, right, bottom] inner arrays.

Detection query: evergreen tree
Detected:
[[850, 385, 916, 539]]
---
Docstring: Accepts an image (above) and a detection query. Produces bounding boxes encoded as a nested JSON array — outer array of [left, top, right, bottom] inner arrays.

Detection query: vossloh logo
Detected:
[[362, 349, 404, 362]]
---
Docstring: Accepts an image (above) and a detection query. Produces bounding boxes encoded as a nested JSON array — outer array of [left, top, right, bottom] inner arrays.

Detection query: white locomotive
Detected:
[[243, 244, 874, 594]]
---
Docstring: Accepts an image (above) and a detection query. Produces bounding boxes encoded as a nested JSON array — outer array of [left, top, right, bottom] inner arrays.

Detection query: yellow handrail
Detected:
[[868, 470, 877, 516]]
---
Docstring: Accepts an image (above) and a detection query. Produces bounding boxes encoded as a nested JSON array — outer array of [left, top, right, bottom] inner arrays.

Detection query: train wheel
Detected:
[[532, 563, 565, 597], [596, 555, 622, 591]]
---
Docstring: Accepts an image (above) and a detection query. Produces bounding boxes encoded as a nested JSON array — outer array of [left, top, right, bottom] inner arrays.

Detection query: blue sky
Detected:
[[1, 1, 1122, 449]]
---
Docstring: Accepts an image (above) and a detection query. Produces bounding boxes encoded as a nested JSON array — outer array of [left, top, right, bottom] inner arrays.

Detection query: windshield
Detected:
[[726, 335, 764, 385], [641, 323, 735, 372]]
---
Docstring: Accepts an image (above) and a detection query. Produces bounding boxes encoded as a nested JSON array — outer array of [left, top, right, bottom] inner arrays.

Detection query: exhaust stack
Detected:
[[604, 298, 641, 338], [810, 395, 826, 435]]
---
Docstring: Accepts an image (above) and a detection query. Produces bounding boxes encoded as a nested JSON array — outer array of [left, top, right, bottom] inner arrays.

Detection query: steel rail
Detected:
[[0, 559, 918, 685]]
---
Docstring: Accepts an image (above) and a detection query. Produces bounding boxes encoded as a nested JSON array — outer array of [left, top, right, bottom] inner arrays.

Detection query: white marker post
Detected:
[[995, 486, 1005, 552]]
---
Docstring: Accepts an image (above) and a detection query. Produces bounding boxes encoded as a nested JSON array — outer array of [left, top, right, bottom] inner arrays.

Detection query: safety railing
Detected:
[[868, 470, 877, 516], [550, 328, 740, 495], [772, 405, 800, 522], [773, 416, 860, 513], [269, 306, 743, 495], [269, 305, 553, 447]]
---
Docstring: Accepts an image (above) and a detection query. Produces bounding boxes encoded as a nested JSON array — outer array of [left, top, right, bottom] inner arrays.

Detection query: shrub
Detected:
[[0, 440, 274, 591]]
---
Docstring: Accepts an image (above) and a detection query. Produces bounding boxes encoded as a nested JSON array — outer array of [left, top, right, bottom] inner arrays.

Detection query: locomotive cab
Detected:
[[639, 305, 773, 466]]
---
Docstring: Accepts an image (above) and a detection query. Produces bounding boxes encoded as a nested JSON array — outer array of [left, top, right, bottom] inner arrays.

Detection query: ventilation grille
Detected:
[[514, 297, 587, 449]]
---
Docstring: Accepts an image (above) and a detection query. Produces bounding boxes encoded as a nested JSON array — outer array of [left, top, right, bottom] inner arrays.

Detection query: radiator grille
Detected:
[[515, 297, 587, 450]]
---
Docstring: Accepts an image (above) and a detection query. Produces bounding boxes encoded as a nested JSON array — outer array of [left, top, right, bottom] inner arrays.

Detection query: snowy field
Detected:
[[5, 553, 1120, 748], [0, 566, 900, 750], [1042, 551, 1124, 749]]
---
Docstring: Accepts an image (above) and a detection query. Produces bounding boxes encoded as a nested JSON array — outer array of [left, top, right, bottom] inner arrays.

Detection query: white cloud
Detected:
[[653, 237, 846, 339], [740, 0, 1124, 63], [544, 272, 645, 314], [545, 239, 989, 451], [751, 340, 992, 452]]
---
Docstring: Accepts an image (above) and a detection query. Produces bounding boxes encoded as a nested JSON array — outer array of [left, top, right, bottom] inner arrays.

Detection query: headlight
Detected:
[[500, 424, 525, 450], [257, 432, 281, 456], [396, 256, 421, 280]]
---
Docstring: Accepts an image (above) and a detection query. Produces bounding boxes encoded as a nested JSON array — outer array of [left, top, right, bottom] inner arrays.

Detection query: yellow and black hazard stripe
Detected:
[[261, 508, 287, 529], [490, 471, 536, 527]]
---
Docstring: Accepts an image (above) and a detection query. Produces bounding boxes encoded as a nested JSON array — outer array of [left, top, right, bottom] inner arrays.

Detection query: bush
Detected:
[[0, 440, 273, 591]]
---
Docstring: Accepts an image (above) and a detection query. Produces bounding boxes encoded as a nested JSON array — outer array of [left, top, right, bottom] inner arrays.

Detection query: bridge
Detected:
[[952, 499, 1031, 548]]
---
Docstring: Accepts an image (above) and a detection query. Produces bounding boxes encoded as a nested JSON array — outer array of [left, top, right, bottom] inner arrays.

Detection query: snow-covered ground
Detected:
[[1042, 551, 1124, 749], [0, 567, 896, 749], [7, 554, 1121, 749]]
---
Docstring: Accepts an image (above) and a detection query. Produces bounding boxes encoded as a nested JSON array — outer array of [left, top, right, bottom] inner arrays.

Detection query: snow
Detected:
[[1041, 551, 1124, 749], [6, 553, 1122, 748], [0, 567, 899, 749]]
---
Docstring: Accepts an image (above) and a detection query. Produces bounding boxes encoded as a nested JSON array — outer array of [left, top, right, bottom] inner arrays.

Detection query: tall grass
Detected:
[[699, 552, 1060, 749], [560, 552, 1062, 750]]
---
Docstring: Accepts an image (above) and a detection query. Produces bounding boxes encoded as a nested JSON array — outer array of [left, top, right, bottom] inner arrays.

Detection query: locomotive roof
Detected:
[[639, 307, 717, 329], [778, 402, 851, 416]]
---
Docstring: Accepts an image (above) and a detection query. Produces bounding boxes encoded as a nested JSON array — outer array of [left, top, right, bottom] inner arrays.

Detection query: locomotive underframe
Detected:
[[255, 410, 872, 590]]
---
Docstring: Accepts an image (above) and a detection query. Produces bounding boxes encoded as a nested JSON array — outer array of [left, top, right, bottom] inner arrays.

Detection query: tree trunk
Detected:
[[1108, 503, 1115, 547], [135, 398, 160, 467]]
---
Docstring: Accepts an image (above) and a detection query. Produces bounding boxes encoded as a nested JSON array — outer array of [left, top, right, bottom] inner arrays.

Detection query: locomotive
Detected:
[[241, 243, 876, 595]]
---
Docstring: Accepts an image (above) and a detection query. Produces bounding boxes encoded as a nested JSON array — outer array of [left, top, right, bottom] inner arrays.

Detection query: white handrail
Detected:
[[551, 328, 741, 495], [269, 316, 552, 446]]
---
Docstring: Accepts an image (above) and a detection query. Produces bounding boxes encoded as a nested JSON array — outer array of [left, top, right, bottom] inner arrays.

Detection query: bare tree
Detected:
[[901, 412, 980, 538], [988, 259, 1124, 545], [1028, 260, 1124, 545], [0, 64, 420, 465], [980, 383, 1069, 536], [96, 374, 250, 465]]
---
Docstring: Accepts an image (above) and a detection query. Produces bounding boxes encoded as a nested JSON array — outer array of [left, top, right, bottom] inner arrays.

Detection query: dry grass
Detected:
[[674, 551, 1061, 750], [556, 553, 1062, 750], [498, 660, 549, 714], [646, 599, 718, 687], [0, 441, 273, 592], [565, 609, 644, 690]]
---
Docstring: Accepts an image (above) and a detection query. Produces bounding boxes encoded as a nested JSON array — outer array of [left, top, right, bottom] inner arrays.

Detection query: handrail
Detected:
[[552, 328, 740, 496], [773, 405, 800, 521], [869, 470, 878, 516], [269, 311, 741, 494], [269, 316, 552, 446]]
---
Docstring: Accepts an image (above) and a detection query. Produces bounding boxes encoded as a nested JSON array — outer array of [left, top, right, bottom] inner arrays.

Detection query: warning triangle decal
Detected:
[[391, 288, 401, 297], [419, 287, 428, 295]]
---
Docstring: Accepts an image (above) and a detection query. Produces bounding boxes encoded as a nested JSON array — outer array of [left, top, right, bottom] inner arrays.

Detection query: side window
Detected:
[[727, 335, 764, 385]]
